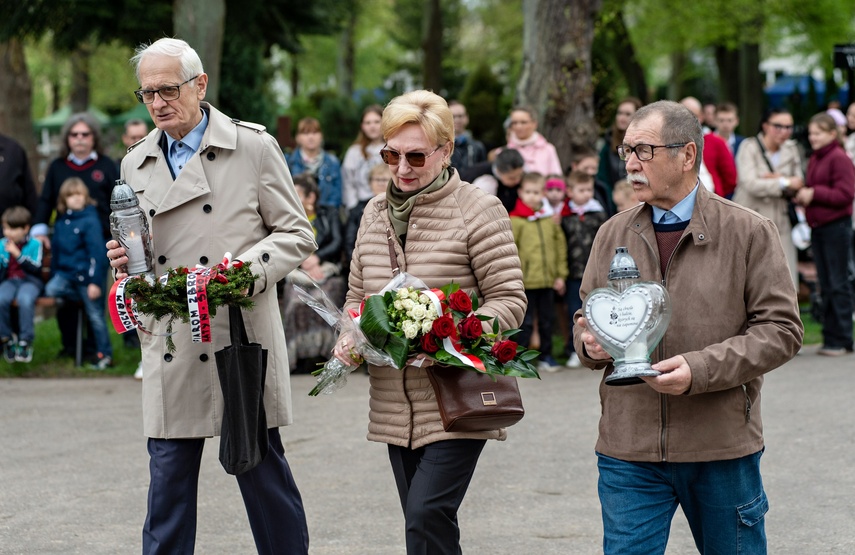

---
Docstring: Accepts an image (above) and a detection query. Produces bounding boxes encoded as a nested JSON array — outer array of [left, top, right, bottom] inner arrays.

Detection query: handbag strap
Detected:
[[386, 227, 401, 276], [228, 305, 249, 346], [753, 136, 777, 174]]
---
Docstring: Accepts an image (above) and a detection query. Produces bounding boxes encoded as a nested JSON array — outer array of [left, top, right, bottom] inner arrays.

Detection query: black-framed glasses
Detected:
[[768, 123, 794, 131], [617, 143, 688, 161], [380, 145, 442, 167], [134, 75, 199, 104]]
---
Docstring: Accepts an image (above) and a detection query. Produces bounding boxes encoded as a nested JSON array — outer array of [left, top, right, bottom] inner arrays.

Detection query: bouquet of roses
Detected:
[[109, 253, 257, 352], [294, 272, 540, 396]]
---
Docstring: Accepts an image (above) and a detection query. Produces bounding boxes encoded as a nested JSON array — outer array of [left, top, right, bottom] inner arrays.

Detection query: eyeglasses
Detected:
[[380, 145, 442, 167], [69, 131, 92, 138], [768, 123, 794, 131], [617, 143, 688, 161], [134, 75, 199, 104]]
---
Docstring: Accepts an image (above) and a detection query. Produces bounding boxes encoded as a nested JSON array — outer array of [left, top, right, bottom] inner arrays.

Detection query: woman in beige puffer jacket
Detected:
[[334, 90, 526, 554]]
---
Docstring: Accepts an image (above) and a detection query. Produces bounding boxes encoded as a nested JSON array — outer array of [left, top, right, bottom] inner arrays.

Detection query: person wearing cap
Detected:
[[574, 100, 802, 554]]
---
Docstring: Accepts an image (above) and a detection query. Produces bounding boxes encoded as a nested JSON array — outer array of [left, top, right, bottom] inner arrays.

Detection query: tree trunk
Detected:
[[421, 0, 443, 93], [0, 39, 38, 187], [738, 43, 763, 137], [517, 0, 601, 170], [337, 6, 357, 98], [174, 0, 225, 105], [715, 45, 741, 104], [668, 51, 687, 100], [607, 9, 648, 104], [69, 45, 91, 113]]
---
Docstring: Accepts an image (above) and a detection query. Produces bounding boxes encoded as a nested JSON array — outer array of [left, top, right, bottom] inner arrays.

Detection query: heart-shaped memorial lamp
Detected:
[[584, 247, 671, 386]]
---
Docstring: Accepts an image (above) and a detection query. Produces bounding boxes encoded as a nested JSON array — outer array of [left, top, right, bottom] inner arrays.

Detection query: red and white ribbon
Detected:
[[422, 289, 486, 372], [186, 268, 213, 343]]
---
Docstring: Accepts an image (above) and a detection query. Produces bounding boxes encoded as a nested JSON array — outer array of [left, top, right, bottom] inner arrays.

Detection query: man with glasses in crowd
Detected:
[[574, 100, 803, 554], [106, 37, 315, 554]]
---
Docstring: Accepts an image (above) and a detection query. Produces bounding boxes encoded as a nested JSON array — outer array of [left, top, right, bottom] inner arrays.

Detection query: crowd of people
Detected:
[[0, 34, 853, 553]]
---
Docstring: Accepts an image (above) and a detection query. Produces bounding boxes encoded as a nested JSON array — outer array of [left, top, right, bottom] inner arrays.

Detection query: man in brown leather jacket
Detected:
[[574, 100, 803, 555]]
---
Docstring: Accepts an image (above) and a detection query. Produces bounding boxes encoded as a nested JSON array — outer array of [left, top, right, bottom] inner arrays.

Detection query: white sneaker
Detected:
[[537, 360, 560, 373], [134, 362, 143, 380], [565, 353, 581, 368]]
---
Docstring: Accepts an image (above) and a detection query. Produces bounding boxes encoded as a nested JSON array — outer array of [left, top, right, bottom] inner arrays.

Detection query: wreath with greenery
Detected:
[[123, 261, 257, 352]]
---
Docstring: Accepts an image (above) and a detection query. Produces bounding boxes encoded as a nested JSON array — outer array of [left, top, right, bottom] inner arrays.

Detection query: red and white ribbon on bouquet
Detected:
[[421, 288, 487, 372], [108, 252, 239, 343]]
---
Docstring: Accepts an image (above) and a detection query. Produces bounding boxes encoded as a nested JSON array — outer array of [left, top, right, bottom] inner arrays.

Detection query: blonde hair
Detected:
[[57, 178, 93, 213], [381, 90, 454, 167]]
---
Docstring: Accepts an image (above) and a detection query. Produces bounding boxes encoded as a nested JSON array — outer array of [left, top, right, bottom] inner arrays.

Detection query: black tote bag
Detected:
[[215, 306, 269, 475]]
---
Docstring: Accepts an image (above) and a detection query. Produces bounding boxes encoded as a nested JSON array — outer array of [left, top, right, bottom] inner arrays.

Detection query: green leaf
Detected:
[[469, 291, 479, 311], [492, 318, 499, 334], [359, 294, 395, 348], [519, 350, 540, 362], [384, 332, 412, 369], [476, 314, 493, 321]]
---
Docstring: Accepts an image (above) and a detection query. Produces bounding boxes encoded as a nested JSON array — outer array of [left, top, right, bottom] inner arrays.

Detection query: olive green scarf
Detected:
[[386, 168, 449, 238]]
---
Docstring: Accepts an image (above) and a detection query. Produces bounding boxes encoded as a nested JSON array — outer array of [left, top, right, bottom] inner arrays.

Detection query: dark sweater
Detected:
[[36, 155, 120, 239], [805, 141, 855, 228]]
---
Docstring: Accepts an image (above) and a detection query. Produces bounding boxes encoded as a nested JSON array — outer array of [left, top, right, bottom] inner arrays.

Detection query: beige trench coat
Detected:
[[121, 102, 316, 439]]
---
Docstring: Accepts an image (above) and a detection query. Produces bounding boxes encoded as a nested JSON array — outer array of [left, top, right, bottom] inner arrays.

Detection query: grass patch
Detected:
[[0, 317, 140, 378]]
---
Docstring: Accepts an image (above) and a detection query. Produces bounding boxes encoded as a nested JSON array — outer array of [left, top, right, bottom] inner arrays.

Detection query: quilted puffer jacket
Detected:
[[346, 170, 527, 449]]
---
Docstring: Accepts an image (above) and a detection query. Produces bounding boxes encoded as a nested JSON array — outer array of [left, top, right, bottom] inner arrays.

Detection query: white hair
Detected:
[[130, 38, 204, 83]]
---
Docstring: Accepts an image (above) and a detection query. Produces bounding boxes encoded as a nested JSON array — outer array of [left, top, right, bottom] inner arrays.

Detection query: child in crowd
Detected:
[[509, 172, 568, 371], [44, 178, 112, 369], [562, 170, 607, 368], [344, 163, 391, 271], [544, 174, 567, 226], [568, 149, 617, 217], [0, 206, 44, 363], [292, 173, 343, 283], [284, 173, 347, 373], [612, 178, 640, 213]]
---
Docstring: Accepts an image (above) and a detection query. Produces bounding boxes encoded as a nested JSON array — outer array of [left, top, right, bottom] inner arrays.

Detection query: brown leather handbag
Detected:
[[426, 364, 525, 432], [386, 229, 525, 433]]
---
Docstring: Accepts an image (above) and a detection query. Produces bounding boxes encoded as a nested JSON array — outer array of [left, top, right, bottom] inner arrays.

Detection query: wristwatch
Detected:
[[778, 177, 790, 189]]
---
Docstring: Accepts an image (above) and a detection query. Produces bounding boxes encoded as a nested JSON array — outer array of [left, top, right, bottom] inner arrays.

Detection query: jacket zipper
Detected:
[[639, 227, 690, 462], [536, 219, 549, 287]]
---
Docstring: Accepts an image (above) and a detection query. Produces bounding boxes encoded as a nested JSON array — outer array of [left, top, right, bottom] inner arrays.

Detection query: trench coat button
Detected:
[[207, 152, 216, 161], [262, 252, 270, 262], [149, 209, 156, 217], [199, 256, 209, 265], [203, 204, 212, 213], [698, 233, 706, 240], [157, 255, 167, 264], [199, 353, 209, 362], [164, 353, 173, 362]]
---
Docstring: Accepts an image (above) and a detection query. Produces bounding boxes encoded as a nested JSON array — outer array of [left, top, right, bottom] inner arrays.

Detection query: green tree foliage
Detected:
[[1, 0, 171, 50], [459, 63, 507, 148]]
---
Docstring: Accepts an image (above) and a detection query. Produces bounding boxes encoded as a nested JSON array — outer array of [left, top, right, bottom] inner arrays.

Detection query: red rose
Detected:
[[420, 333, 440, 353], [431, 314, 456, 339], [458, 315, 483, 340], [448, 290, 472, 313], [491, 340, 518, 364], [232, 260, 244, 269]]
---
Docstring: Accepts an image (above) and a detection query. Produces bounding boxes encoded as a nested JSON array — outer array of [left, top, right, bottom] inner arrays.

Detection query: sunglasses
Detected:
[[380, 145, 442, 167], [69, 131, 92, 138]]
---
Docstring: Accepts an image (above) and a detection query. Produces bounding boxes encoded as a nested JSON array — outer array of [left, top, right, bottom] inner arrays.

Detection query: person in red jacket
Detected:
[[795, 112, 855, 356], [681, 97, 738, 198]]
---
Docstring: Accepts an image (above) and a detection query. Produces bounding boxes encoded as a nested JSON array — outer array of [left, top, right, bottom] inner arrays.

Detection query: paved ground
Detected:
[[1, 348, 853, 554]]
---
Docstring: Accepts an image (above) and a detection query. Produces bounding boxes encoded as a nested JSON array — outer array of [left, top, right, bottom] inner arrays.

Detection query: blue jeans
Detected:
[[45, 275, 112, 357], [597, 451, 768, 555], [0, 279, 41, 342], [812, 218, 854, 350]]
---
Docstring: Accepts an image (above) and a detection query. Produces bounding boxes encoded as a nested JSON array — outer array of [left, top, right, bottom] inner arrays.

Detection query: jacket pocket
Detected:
[[736, 491, 768, 527]]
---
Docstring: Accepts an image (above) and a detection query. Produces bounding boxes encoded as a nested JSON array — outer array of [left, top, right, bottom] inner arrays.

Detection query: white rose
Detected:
[[409, 304, 427, 321], [401, 299, 415, 311], [401, 320, 419, 339], [393, 300, 404, 311], [426, 305, 438, 319], [409, 291, 419, 301], [419, 293, 430, 305], [422, 320, 435, 335], [397, 288, 410, 300]]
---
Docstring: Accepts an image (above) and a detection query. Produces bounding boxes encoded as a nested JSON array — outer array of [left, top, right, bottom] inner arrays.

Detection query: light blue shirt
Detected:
[[651, 182, 699, 224], [68, 152, 98, 166], [166, 110, 208, 177]]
